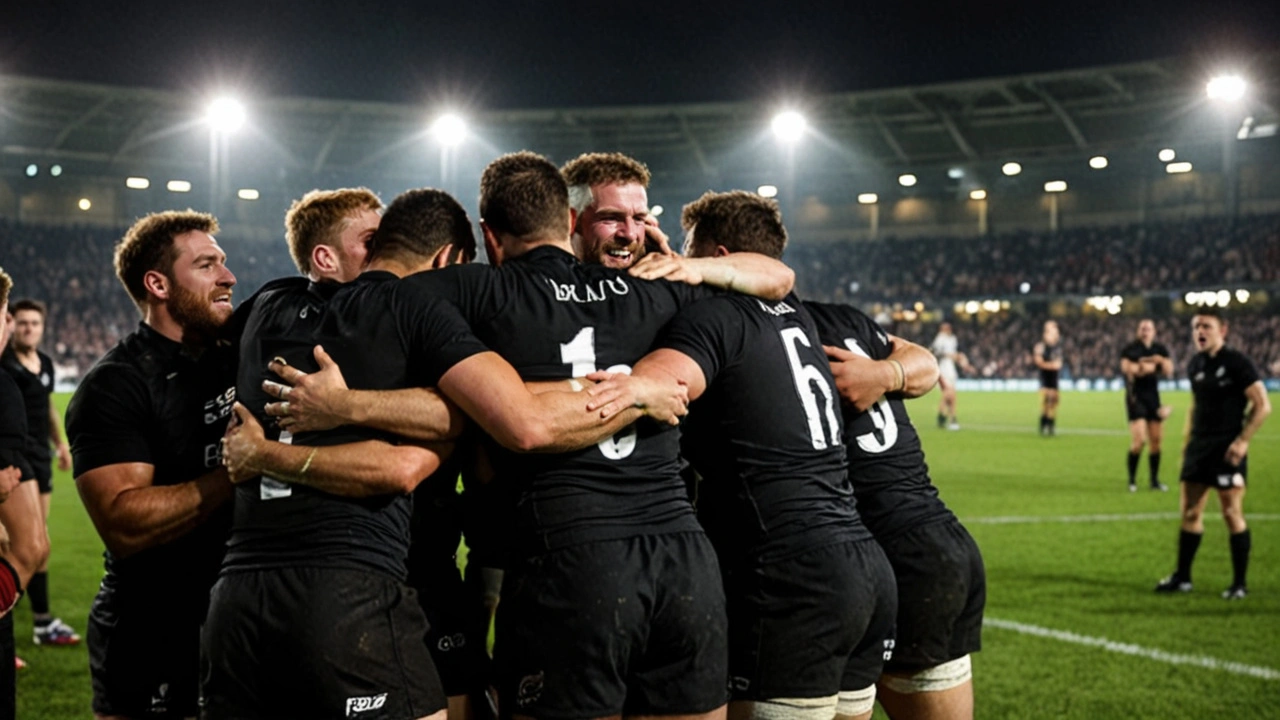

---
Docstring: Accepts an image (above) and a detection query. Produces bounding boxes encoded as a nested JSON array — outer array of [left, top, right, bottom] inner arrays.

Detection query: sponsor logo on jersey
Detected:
[[437, 633, 467, 651], [544, 277, 630, 303], [517, 672, 545, 708], [204, 386, 237, 424], [346, 692, 388, 716], [1216, 366, 1226, 378]]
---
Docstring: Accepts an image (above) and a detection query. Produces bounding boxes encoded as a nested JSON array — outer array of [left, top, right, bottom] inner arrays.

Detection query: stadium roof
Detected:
[[3, 54, 1277, 196]]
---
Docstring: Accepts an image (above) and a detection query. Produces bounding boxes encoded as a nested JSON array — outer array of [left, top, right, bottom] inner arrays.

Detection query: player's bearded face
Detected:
[[574, 183, 649, 269], [168, 275, 232, 339]]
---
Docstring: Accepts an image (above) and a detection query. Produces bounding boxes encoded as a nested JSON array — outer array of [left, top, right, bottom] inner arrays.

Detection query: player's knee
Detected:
[[835, 686, 876, 719], [742, 694, 839, 720], [879, 655, 972, 695]]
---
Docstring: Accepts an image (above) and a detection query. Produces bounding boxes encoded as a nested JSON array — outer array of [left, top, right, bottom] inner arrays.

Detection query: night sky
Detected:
[[5, 1, 1279, 109]]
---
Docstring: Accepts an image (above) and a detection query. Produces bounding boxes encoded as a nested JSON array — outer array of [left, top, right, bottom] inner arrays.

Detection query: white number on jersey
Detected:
[[780, 328, 841, 450], [842, 338, 900, 453], [559, 327, 637, 459]]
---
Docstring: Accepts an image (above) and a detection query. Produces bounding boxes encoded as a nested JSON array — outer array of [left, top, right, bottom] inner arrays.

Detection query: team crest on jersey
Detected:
[[436, 633, 467, 651], [517, 672, 545, 707], [1193, 371, 1205, 382], [1216, 366, 1226, 377], [346, 692, 388, 716]]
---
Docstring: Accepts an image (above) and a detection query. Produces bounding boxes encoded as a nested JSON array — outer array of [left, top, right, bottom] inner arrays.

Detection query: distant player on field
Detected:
[[1120, 319, 1173, 492], [1032, 320, 1063, 436], [929, 322, 972, 430], [1156, 310, 1270, 599]]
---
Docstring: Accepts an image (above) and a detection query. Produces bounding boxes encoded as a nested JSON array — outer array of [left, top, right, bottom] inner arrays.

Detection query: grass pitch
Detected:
[[14, 390, 1278, 718]]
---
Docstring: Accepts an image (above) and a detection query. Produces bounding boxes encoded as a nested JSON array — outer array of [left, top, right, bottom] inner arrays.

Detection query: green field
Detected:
[[13, 390, 1279, 718]]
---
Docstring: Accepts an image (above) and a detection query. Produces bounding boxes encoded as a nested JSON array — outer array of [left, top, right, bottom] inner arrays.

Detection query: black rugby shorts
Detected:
[[89, 587, 204, 718]]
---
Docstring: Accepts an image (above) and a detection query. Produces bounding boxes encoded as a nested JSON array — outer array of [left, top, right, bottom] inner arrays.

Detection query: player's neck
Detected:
[[365, 258, 430, 278], [504, 236, 573, 260], [1205, 343, 1225, 357], [12, 345, 39, 366]]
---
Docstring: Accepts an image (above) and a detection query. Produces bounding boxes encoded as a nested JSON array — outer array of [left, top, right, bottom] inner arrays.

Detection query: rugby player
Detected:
[[1156, 310, 1270, 599], [809, 305, 985, 720], [1120, 319, 1173, 492], [284, 187, 383, 284], [629, 190, 897, 720], [562, 152, 671, 269], [65, 211, 237, 719], [928, 322, 972, 431], [265, 152, 795, 720], [1032, 320, 1063, 436], [204, 186, 686, 720], [2, 299, 79, 646]]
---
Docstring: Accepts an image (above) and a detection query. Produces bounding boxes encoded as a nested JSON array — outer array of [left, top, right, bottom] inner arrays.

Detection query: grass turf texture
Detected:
[[14, 390, 1278, 718]]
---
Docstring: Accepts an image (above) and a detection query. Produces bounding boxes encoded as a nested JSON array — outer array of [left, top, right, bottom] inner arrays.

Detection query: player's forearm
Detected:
[[343, 387, 466, 442], [888, 340, 939, 398], [250, 440, 442, 497], [1237, 387, 1271, 443], [534, 390, 646, 452], [688, 253, 795, 300], [99, 469, 232, 558]]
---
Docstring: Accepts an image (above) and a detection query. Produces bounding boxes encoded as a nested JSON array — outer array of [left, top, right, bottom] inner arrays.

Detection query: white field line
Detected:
[[985, 617, 1280, 680], [964, 512, 1280, 525]]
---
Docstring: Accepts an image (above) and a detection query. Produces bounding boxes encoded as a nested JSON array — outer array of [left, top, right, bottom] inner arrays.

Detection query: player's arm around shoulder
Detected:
[[628, 252, 795, 301]]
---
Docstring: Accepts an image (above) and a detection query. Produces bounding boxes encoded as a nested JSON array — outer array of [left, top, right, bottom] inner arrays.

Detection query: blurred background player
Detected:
[[1120, 319, 1173, 492], [1156, 310, 1270, 600], [1, 299, 79, 648], [929, 323, 973, 431], [1032, 321, 1063, 436]]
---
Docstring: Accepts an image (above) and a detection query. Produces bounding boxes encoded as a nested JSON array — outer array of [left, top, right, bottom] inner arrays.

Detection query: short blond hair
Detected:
[[0, 267, 12, 309], [114, 210, 219, 308], [561, 153, 651, 213], [284, 188, 383, 275]]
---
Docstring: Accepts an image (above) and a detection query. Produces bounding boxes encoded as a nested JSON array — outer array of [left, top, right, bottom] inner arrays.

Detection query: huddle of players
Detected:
[[63, 150, 986, 720]]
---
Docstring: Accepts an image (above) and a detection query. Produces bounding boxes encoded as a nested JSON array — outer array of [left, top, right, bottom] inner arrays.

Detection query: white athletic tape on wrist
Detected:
[[835, 686, 876, 717], [879, 654, 972, 694], [568, 379, 584, 392], [747, 695, 839, 720]]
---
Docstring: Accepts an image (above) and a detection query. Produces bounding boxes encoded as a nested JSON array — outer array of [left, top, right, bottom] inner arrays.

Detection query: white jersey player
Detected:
[[930, 322, 971, 430]]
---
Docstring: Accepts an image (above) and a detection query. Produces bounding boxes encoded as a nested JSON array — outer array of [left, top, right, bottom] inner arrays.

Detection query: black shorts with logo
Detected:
[[89, 586, 205, 718], [495, 532, 728, 719], [1181, 440, 1248, 489], [723, 538, 898, 700], [1126, 390, 1163, 423], [877, 519, 985, 673], [201, 567, 447, 720], [411, 559, 492, 697]]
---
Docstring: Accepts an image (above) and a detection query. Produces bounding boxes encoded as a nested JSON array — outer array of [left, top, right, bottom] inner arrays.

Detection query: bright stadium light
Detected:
[[1206, 74, 1246, 102], [1089, 156, 1108, 169], [1044, 180, 1067, 193], [50, 164, 63, 177], [167, 180, 192, 193], [206, 97, 247, 133], [431, 113, 468, 147], [969, 189, 987, 201], [757, 184, 779, 198], [948, 167, 965, 180], [964, 301, 980, 314], [1019, 282, 1031, 294], [1166, 162, 1193, 174], [77, 198, 91, 211], [125, 176, 150, 190], [771, 110, 807, 144], [898, 174, 918, 187], [1216, 289, 1231, 306], [1236, 289, 1250, 303], [25, 164, 37, 177], [857, 193, 878, 205], [237, 188, 260, 200], [1158, 148, 1176, 162], [1001, 162, 1022, 176]]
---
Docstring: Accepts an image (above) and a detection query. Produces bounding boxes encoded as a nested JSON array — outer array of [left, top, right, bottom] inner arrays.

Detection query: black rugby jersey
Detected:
[[1037, 340, 1062, 384], [658, 293, 867, 566], [0, 371, 35, 481], [805, 301, 955, 539], [1, 348, 54, 464], [1121, 340, 1170, 397], [406, 245, 715, 550], [1187, 346, 1261, 444], [66, 322, 237, 601], [226, 272, 487, 581]]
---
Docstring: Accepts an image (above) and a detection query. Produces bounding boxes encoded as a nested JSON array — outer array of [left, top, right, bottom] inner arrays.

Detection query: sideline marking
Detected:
[[965, 512, 1280, 525], [985, 617, 1280, 680]]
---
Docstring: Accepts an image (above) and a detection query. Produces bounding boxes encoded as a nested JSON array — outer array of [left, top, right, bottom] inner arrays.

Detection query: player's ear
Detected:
[[311, 244, 337, 276], [480, 221, 504, 267], [715, 245, 731, 258], [568, 207, 579, 235], [143, 270, 170, 301], [430, 243, 454, 270]]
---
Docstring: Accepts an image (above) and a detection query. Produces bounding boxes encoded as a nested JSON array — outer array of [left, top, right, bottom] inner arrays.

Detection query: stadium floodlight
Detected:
[[898, 174, 918, 187], [1001, 162, 1022, 176], [857, 193, 878, 205], [757, 185, 779, 198], [1166, 162, 1193, 174], [237, 188, 260, 201], [1158, 148, 1176, 162], [650, 205, 664, 217], [77, 198, 92, 211], [771, 110, 807, 144], [1216, 290, 1231, 306], [50, 164, 63, 177], [1019, 282, 1031, 294], [206, 97, 247, 133], [25, 164, 38, 177], [431, 113, 468, 147], [167, 180, 192, 193], [964, 301, 980, 314], [125, 176, 150, 190], [948, 167, 965, 180], [1206, 74, 1246, 102], [969, 189, 987, 201], [1089, 156, 1108, 169], [1043, 180, 1067, 193], [1236, 289, 1250, 303]]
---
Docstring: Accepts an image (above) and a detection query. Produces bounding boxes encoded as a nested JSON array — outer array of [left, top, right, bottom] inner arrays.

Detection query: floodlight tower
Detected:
[[1207, 74, 1247, 222], [206, 97, 246, 215]]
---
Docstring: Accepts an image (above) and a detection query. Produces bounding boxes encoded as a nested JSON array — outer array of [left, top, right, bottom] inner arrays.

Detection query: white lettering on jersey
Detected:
[[345, 692, 388, 716], [756, 299, 796, 316], [544, 277, 630, 303], [781, 328, 841, 449], [842, 338, 900, 453]]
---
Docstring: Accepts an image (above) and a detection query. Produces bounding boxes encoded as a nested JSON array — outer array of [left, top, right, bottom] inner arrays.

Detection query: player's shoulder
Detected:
[[1152, 342, 1171, 356]]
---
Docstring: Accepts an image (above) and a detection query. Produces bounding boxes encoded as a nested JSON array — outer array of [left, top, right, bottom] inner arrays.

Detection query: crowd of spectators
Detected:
[[1, 215, 1277, 382], [786, 213, 1280, 303]]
